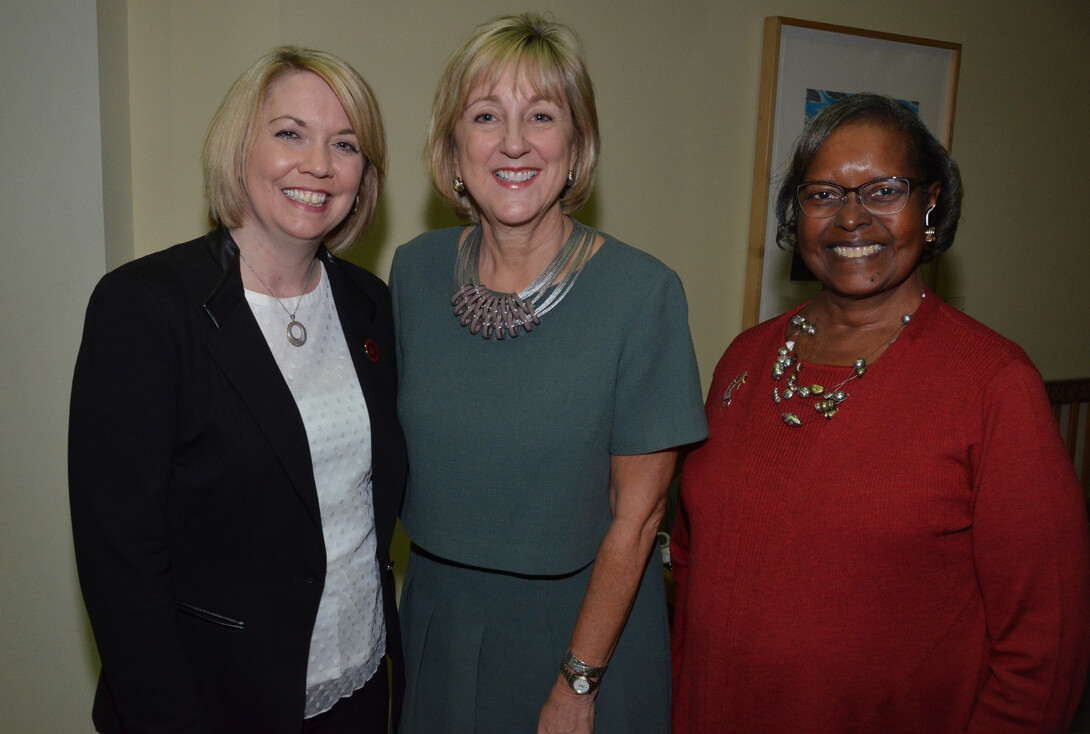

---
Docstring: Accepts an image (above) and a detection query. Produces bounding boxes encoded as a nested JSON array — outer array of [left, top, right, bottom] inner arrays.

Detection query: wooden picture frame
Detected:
[[742, 17, 961, 328]]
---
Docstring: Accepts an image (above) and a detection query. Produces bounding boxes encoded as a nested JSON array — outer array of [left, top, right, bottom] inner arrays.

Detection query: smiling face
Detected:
[[797, 120, 939, 302], [240, 70, 364, 252], [453, 67, 577, 232]]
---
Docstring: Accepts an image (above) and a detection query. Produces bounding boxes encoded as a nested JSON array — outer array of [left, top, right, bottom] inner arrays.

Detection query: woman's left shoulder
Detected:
[[596, 234, 684, 290], [929, 296, 1034, 368]]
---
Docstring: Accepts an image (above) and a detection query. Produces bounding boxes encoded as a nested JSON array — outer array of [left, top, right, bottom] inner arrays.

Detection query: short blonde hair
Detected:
[[203, 46, 386, 253], [425, 13, 600, 221]]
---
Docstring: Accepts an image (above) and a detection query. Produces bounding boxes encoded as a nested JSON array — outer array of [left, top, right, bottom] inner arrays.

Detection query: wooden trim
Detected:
[[1044, 378, 1090, 503], [741, 17, 785, 330], [1045, 378, 1090, 405], [1083, 408, 1090, 494]]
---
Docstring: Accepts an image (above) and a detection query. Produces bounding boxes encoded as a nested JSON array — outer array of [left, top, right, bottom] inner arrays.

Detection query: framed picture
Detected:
[[741, 17, 961, 327]]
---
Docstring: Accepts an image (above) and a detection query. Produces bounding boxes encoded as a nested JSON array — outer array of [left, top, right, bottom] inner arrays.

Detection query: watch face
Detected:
[[572, 677, 591, 695]]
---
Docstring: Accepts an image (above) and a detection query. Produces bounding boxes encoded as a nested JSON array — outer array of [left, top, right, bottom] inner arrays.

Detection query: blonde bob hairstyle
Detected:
[[425, 13, 600, 222], [202, 46, 386, 254]]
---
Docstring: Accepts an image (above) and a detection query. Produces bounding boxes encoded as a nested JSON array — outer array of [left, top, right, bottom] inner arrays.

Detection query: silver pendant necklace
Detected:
[[240, 252, 318, 347]]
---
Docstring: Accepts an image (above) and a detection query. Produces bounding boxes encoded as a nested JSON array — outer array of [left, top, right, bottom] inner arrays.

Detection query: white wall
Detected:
[[0, 1, 106, 731], [2, 1, 1088, 731]]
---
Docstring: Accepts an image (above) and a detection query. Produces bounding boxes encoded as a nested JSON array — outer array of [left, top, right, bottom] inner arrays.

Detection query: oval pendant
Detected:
[[782, 412, 802, 427], [286, 320, 307, 347]]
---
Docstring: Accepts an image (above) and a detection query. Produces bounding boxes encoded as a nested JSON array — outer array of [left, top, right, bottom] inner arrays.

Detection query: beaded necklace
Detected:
[[772, 293, 924, 426]]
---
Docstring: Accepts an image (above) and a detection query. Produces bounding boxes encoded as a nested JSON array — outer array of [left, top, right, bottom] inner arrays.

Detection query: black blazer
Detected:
[[69, 229, 407, 734]]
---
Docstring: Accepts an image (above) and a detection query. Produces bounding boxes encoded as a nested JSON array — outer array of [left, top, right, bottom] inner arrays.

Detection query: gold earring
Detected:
[[453, 177, 466, 193], [924, 205, 937, 244]]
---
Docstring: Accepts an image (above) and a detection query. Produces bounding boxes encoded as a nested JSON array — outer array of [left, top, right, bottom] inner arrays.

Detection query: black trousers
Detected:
[[301, 667, 390, 733]]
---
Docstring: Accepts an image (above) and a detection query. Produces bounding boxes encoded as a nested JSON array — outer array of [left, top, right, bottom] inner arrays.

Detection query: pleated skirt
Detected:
[[398, 546, 670, 734]]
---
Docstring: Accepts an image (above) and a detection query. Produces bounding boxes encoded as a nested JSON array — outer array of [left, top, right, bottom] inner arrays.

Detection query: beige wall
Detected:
[[3, 0, 1088, 730], [118, 0, 1090, 384]]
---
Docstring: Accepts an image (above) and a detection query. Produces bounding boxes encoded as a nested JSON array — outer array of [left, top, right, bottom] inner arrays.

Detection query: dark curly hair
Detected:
[[774, 92, 962, 264]]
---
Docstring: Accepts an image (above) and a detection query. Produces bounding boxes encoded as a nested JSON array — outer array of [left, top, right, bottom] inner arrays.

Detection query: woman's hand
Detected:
[[537, 675, 596, 733]]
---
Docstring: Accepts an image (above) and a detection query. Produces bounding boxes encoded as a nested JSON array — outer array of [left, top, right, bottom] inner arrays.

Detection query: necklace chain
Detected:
[[451, 219, 596, 340], [772, 292, 925, 426], [240, 251, 318, 347]]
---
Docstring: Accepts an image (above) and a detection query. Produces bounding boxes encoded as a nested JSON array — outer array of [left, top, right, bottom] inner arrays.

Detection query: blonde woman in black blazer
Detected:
[[69, 48, 405, 734]]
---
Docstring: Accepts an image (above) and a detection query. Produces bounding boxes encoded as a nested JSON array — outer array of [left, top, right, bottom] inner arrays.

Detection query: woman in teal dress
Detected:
[[389, 13, 707, 734]]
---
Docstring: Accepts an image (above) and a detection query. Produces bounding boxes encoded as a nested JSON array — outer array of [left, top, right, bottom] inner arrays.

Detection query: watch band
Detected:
[[560, 649, 607, 695]]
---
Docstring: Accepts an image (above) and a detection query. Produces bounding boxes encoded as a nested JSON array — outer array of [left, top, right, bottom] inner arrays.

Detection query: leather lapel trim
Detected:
[[203, 231, 324, 533]]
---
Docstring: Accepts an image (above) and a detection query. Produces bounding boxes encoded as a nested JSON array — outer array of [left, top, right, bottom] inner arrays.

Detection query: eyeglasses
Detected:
[[796, 177, 918, 218]]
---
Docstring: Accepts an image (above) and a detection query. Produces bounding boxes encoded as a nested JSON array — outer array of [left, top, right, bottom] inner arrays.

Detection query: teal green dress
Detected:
[[390, 225, 707, 733]]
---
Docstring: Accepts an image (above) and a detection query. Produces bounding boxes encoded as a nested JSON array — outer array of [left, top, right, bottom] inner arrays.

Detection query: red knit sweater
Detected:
[[672, 293, 1090, 733]]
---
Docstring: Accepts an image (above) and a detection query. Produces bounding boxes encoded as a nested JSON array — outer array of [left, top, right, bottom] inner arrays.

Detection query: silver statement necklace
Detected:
[[772, 292, 925, 426], [451, 219, 596, 340], [240, 252, 318, 347]]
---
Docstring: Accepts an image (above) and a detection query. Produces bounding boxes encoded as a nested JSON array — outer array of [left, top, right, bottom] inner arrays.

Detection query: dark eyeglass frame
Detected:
[[796, 176, 920, 218]]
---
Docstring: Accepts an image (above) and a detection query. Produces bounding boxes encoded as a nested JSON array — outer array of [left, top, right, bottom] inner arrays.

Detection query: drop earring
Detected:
[[566, 170, 575, 187], [924, 205, 937, 244]]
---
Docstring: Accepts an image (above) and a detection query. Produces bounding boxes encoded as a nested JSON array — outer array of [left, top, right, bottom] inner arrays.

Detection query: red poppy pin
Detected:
[[364, 339, 379, 362]]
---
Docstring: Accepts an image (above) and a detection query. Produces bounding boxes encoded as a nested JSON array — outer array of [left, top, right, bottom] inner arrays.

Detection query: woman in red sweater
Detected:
[[671, 93, 1090, 733]]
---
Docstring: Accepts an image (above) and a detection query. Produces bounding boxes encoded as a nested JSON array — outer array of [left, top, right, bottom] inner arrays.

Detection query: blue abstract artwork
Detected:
[[804, 89, 919, 124]]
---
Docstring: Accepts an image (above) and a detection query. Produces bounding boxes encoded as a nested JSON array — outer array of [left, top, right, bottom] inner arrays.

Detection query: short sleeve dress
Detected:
[[390, 225, 707, 734]]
